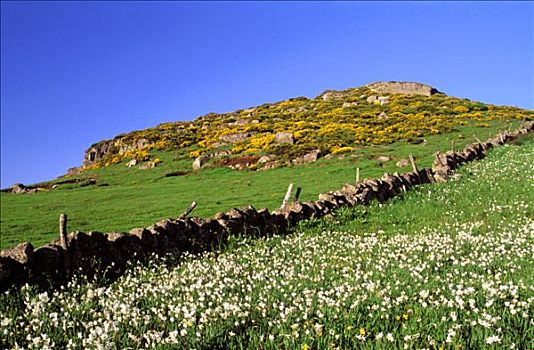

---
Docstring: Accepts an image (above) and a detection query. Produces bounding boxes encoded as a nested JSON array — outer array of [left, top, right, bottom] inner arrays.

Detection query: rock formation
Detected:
[[367, 81, 443, 96]]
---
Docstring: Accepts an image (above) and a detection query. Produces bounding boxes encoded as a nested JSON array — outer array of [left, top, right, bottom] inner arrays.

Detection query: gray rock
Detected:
[[274, 132, 294, 144], [10, 183, 26, 194], [367, 96, 378, 103], [126, 159, 138, 167], [342, 102, 358, 108], [138, 161, 158, 170], [377, 96, 390, 105], [293, 150, 321, 165], [257, 155, 271, 164], [396, 159, 410, 167], [321, 91, 345, 101], [220, 132, 255, 143], [367, 81, 443, 96], [377, 155, 393, 163], [192, 155, 210, 170], [1, 242, 33, 265]]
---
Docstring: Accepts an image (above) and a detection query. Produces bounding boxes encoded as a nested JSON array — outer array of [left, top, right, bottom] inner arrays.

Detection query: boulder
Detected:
[[30, 244, 63, 285], [220, 132, 255, 144], [262, 161, 278, 170], [126, 159, 138, 167], [10, 183, 26, 194], [192, 155, 210, 170], [396, 159, 410, 167], [321, 91, 345, 101], [274, 132, 294, 144], [367, 96, 378, 103], [139, 160, 160, 170], [377, 155, 393, 163], [378, 112, 389, 120], [293, 150, 321, 165], [68, 231, 110, 277], [377, 96, 390, 105], [0, 256, 28, 292], [257, 155, 271, 164], [107, 232, 147, 268], [1, 241, 34, 265], [211, 150, 232, 158], [130, 227, 158, 251], [342, 101, 358, 108]]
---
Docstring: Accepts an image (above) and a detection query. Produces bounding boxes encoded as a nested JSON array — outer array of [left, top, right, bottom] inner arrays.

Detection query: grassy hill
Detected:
[[1, 82, 533, 249], [2, 131, 532, 349]]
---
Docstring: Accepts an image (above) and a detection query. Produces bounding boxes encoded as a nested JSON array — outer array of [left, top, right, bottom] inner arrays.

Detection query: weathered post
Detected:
[[59, 213, 68, 249], [434, 151, 444, 166], [179, 201, 197, 219], [294, 187, 302, 202], [355, 167, 360, 184], [474, 135, 486, 151], [59, 213, 70, 279], [451, 140, 455, 152], [281, 183, 294, 209], [408, 154, 419, 175]]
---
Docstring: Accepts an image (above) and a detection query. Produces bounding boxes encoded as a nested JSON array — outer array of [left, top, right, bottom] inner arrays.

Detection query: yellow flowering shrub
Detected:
[[331, 146, 354, 155]]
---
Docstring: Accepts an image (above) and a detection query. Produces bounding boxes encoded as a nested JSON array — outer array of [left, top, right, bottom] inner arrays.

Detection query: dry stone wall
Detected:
[[1, 122, 533, 292]]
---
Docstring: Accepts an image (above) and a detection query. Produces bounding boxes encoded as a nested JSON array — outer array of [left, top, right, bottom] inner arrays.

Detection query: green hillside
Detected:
[[1, 82, 532, 249], [2, 130, 532, 349]]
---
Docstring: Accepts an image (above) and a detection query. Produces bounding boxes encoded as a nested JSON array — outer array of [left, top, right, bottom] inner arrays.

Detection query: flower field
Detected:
[[1, 140, 533, 349]]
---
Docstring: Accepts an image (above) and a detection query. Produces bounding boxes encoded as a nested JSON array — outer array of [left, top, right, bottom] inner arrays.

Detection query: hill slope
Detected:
[[1, 81, 533, 249], [2, 134, 532, 349], [79, 81, 532, 173]]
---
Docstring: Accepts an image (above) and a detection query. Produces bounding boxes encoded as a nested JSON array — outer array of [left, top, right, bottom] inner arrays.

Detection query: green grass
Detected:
[[0, 120, 520, 249], [1, 129, 532, 349]]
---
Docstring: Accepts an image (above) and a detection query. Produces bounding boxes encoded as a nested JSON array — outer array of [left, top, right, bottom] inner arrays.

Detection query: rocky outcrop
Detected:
[[292, 150, 321, 165], [84, 138, 151, 166], [367, 81, 443, 96], [321, 91, 346, 101], [274, 132, 294, 144]]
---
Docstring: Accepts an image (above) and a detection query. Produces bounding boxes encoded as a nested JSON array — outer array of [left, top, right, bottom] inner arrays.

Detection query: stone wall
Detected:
[[367, 81, 442, 96], [1, 122, 532, 292]]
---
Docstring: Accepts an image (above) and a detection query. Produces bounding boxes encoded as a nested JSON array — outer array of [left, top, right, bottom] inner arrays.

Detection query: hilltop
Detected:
[[77, 81, 532, 175]]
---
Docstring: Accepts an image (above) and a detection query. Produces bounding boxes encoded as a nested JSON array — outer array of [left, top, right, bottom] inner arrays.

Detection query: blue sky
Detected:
[[1, 1, 533, 188]]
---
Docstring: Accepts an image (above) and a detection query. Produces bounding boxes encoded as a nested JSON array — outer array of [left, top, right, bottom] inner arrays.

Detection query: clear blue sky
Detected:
[[1, 1, 533, 188]]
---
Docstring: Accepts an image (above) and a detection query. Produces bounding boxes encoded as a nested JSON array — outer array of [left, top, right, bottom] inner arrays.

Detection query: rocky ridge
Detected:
[[73, 81, 532, 176]]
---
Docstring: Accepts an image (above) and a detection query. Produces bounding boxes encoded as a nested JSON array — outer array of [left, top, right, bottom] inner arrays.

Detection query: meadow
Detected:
[[1, 133, 532, 349], [0, 120, 521, 249]]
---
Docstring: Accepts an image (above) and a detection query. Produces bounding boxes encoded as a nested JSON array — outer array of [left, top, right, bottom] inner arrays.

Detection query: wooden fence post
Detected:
[[179, 201, 197, 219], [281, 183, 294, 209], [408, 154, 419, 175], [59, 213, 71, 279], [294, 187, 302, 202], [355, 167, 360, 184], [59, 214, 68, 249], [474, 135, 485, 150]]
